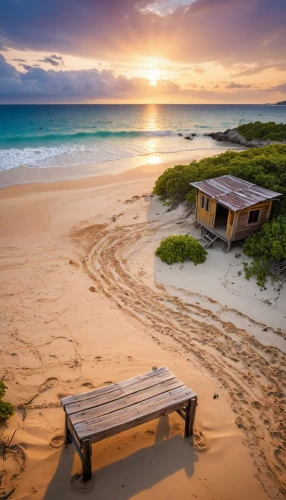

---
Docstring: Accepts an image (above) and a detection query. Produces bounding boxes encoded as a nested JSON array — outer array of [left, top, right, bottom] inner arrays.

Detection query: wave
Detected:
[[0, 134, 217, 171], [1, 129, 178, 145]]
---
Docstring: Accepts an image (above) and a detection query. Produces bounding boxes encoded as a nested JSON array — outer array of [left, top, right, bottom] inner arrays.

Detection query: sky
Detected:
[[0, 0, 286, 104]]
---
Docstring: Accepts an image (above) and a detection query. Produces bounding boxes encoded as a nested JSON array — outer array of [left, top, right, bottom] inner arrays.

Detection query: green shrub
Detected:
[[243, 217, 286, 286], [155, 235, 207, 265], [0, 381, 5, 400], [237, 121, 286, 142], [153, 144, 286, 216], [0, 381, 14, 423]]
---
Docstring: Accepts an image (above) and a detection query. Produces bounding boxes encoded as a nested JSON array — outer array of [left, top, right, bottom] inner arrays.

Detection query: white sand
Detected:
[[0, 152, 285, 500]]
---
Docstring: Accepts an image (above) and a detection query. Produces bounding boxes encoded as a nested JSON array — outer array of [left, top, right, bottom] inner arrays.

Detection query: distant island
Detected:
[[275, 100, 286, 105], [208, 121, 286, 147]]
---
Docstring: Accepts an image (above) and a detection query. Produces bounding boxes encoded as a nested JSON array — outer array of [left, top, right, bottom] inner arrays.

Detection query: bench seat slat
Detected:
[[75, 389, 194, 442], [74, 385, 193, 431], [65, 370, 176, 415], [70, 378, 186, 425], [62, 366, 168, 407]]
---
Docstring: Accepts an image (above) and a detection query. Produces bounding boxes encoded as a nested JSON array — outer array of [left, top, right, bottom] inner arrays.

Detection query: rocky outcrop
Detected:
[[206, 127, 280, 148]]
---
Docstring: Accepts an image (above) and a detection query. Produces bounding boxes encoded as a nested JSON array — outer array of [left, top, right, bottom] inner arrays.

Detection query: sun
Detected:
[[148, 69, 160, 86]]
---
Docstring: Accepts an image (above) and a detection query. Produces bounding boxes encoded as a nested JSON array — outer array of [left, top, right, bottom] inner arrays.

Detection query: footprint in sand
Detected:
[[193, 431, 208, 451], [49, 434, 64, 449], [81, 382, 94, 388], [69, 259, 80, 268]]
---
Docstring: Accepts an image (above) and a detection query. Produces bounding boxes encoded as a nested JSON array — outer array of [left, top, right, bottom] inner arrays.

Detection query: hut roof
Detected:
[[190, 175, 281, 212]]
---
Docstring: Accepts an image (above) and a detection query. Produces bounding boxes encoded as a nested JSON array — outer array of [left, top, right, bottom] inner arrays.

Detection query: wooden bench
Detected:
[[61, 366, 197, 482]]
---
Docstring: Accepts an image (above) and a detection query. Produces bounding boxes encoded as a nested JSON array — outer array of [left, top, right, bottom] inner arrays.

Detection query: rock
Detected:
[[191, 133, 196, 136], [184, 136, 193, 140], [207, 127, 283, 148], [178, 133, 183, 136]]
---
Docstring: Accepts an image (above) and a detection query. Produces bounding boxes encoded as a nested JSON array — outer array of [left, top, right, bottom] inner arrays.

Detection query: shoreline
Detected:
[[0, 143, 241, 189], [0, 148, 225, 196]]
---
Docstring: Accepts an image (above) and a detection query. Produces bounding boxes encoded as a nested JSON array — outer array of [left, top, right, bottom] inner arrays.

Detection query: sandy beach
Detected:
[[0, 151, 285, 500]]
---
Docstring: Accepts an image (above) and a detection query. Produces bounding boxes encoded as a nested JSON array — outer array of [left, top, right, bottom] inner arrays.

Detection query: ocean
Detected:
[[0, 104, 285, 172]]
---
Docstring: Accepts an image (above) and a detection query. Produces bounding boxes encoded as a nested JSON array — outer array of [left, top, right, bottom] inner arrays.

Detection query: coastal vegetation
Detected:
[[243, 217, 286, 286], [155, 235, 207, 265], [237, 121, 286, 142], [153, 144, 286, 284], [153, 144, 286, 215], [0, 381, 14, 423]]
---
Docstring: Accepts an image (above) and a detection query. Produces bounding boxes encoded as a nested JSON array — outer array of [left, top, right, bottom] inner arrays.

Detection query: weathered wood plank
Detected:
[[65, 370, 177, 415], [189, 398, 197, 436], [61, 366, 168, 407], [176, 409, 186, 421], [70, 379, 186, 426], [82, 439, 92, 483], [75, 390, 194, 441], [74, 385, 191, 430], [69, 428, 83, 460], [64, 412, 72, 445], [77, 397, 194, 444], [184, 397, 197, 437]]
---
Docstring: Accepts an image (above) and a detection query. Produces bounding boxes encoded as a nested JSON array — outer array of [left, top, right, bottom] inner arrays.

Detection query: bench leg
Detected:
[[64, 412, 72, 445], [184, 397, 197, 438], [82, 439, 92, 482]]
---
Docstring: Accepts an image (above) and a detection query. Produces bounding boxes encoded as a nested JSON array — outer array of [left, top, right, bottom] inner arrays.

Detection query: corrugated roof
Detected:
[[190, 175, 281, 211]]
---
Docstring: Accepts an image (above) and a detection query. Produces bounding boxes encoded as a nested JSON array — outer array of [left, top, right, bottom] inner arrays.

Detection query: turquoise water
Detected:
[[0, 104, 285, 170]]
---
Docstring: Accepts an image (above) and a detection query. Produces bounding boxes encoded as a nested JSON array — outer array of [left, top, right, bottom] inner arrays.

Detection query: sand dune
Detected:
[[0, 156, 285, 499]]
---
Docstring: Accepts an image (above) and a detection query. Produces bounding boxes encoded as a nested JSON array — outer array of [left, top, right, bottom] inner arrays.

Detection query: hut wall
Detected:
[[196, 191, 216, 229], [232, 201, 272, 241], [226, 210, 235, 240]]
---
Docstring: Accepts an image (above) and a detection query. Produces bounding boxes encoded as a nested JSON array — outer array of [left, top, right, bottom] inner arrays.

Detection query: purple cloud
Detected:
[[0, 54, 179, 101], [0, 0, 285, 65]]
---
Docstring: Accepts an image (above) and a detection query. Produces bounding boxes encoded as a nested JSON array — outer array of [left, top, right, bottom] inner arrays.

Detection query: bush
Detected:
[[237, 121, 286, 142], [0, 381, 14, 424], [153, 144, 286, 216], [155, 235, 207, 265], [243, 217, 286, 286]]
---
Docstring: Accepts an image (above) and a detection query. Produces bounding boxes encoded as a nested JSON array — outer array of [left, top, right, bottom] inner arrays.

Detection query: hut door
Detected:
[[226, 210, 234, 240]]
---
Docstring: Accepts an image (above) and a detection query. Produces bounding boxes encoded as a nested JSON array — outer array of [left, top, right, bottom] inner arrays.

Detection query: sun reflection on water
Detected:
[[142, 104, 160, 131]]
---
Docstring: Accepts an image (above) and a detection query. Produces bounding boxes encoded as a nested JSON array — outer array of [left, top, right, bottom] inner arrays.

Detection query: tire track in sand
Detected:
[[72, 221, 286, 500]]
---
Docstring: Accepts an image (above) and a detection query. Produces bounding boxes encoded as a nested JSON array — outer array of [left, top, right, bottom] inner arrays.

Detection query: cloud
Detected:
[[269, 82, 286, 94], [226, 82, 254, 89], [193, 66, 205, 74], [50, 54, 63, 61], [19, 64, 34, 71], [0, 52, 285, 103], [0, 54, 179, 100], [12, 58, 26, 62], [232, 61, 286, 77], [38, 55, 64, 67], [0, 0, 285, 65], [139, 0, 197, 16]]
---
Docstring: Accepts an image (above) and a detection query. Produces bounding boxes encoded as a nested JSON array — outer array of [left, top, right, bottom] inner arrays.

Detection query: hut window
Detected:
[[248, 209, 260, 224], [201, 195, 210, 212]]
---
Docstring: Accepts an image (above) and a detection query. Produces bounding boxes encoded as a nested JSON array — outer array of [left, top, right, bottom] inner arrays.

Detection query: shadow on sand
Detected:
[[43, 416, 199, 500]]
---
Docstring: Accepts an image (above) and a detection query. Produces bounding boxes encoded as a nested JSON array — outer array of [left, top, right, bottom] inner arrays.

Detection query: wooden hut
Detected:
[[190, 175, 281, 252]]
